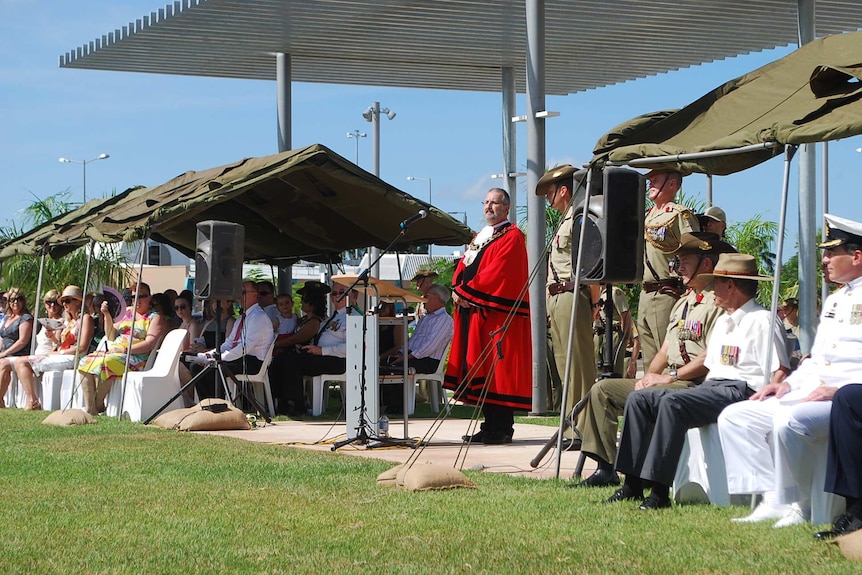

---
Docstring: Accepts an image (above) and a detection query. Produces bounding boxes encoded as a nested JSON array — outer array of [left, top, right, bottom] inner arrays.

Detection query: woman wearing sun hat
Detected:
[[9, 286, 95, 411]]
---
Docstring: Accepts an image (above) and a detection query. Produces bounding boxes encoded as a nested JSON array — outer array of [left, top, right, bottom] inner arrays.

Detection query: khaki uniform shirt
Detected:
[[548, 205, 574, 285], [663, 287, 724, 377], [643, 203, 698, 282]]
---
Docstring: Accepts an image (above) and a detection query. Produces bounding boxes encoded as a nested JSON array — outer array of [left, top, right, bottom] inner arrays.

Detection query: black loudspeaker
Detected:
[[194, 221, 245, 300], [571, 167, 645, 284]]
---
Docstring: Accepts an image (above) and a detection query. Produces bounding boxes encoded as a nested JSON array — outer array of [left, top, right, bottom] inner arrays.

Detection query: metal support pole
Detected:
[[796, 0, 817, 353], [276, 53, 293, 294], [526, 0, 548, 414], [821, 142, 830, 306], [369, 101, 382, 278], [502, 67, 517, 224]]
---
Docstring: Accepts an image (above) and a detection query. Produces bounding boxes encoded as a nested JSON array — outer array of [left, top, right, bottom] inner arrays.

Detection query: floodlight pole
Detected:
[[58, 153, 110, 203], [363, 102, 396, 277]]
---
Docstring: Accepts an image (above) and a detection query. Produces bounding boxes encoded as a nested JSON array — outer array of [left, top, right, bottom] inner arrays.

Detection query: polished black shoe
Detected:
[[569, 468, 621, 488], [462, 430, 513, 444], [638, 493, 672, 510], [481, 431, 514, 445], [604, 484, 643, 504], [560, 437, 582, 452], [814, 512, 862, 540]]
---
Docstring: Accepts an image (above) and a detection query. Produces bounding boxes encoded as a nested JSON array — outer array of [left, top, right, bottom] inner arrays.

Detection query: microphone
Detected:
[[400, 210, 428, 229]]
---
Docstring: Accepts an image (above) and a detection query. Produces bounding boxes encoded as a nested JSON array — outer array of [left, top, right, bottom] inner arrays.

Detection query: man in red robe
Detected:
[[444, 188, 532, 444]]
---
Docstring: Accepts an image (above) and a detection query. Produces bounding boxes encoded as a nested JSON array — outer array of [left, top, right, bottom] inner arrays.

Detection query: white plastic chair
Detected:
[[228, 338, 277, 417], [414, 342, 451, 414], [307, 372, 347, 417], [40, 370, 65, 411], [105, 329, 187, 422], [4, 364, 19, 408]]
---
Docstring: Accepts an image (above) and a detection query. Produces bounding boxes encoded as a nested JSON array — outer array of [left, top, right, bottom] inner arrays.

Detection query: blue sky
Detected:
[[3, 0, 862, 256]]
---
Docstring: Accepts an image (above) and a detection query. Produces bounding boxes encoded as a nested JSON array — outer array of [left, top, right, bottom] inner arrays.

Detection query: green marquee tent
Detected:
[[0, 144, 473, 264]]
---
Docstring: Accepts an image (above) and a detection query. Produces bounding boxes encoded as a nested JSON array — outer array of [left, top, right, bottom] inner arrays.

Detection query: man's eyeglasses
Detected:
[[257, 290, 272, 296], [331, 290, 347, 296]]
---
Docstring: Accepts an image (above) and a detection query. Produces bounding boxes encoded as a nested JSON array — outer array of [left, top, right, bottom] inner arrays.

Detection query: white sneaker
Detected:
[[773, 503, 810, 528], [731, 501, 790, 523]]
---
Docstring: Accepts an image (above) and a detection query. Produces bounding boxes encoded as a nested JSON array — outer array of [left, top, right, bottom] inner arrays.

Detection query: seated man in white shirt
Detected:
[[196, 281, 274, 399], [279, 282, 353, 416], [718, 214, 862, 527], [380, 283, 454, 412]]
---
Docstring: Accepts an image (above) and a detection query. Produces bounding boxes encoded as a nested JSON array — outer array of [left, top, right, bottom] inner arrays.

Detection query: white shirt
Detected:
[[317, 307, 351, 358], [703, 298, 789, 391], [785, 275, 862, 393], [219, 303, 274, 362], [406, 307, 453, 360]]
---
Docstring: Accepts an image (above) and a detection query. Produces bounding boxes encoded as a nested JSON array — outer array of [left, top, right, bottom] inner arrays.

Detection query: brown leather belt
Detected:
[[548, 281, 576, 296], [643, 278, 683, 294]]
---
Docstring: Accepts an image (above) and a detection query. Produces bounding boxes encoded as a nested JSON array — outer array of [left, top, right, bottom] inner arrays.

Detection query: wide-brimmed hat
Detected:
[[819, 213, 862, 249], [411, 268, 439, 282], [674, 232, 736, 256], [644, 168, 683, 179], [702, 206, 727, 223], [58, 285, 84, 304], [535, 164, 578, 195], [698, 253, 773, 282], [296, 280, 331, 297]]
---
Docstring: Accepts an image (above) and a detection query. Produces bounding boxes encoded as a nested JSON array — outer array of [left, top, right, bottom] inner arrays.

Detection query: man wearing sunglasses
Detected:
[[255, 281, 279, 327], [279, 281, 353, 416]]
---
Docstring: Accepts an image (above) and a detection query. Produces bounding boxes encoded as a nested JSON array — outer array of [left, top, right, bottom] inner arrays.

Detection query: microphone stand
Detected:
[[331, 221, 420, 450]]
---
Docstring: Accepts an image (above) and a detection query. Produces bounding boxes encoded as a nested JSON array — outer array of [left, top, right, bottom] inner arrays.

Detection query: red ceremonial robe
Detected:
[[444, 222, 532, 410]]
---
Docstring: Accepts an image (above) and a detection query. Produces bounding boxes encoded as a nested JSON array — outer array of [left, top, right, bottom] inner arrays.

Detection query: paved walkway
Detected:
[[204, 416, 597, 481]]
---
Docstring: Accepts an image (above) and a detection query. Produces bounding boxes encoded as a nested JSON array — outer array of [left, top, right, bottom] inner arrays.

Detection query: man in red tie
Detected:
[[197, 281, 274, 398]]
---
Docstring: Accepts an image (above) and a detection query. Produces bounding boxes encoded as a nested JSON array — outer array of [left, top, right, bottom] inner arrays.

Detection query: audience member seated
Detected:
[[279, 282, 353, 416], [197, 298, 236, 350], [275, 292, 298, 336], [256, 281, 279, 326], [817, 384, 862, 540], [173, 293, 202, 351], [0, 287, 35, 407], [77, 282, 168, 415], [13, 285, 94, 411], [151, 293, 177, 329], [194, 282, 273, 400], [34, 289, 63, 355], [718, 214, 862, 528], [379, 283, 454, 413]]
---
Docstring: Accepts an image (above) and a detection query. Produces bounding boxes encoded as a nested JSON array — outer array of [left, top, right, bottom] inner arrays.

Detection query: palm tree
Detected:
[[0, 191, 130, 301]]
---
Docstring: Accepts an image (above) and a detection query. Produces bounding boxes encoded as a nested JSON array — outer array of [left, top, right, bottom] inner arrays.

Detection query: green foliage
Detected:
[[0, 191, 130, 301]]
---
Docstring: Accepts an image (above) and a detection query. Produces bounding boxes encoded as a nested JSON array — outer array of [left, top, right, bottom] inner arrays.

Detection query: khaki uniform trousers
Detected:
[[636, 289, 678, 371], [547, 288, 595, 415]]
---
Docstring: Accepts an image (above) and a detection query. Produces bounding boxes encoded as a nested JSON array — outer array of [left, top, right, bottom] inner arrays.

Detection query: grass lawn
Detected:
[[0, 408, 855, 574]]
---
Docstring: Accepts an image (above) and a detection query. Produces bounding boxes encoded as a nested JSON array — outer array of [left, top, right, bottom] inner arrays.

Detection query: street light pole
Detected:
[[346, 129, 366, 165], [59, 153, 110, 203], [362, 102, 396, 276], [448, 210, 469, 253], [407, 176, 432, 256]]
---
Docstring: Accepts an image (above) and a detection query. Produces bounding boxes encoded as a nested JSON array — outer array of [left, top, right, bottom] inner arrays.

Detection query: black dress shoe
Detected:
[[814, 512, 862, 540], [569, 469, 621, 488], [462, 430, 513, 444], [638, 493, 672, 510], [604, 484, 643, 504], [560, 437, 582, 452]]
